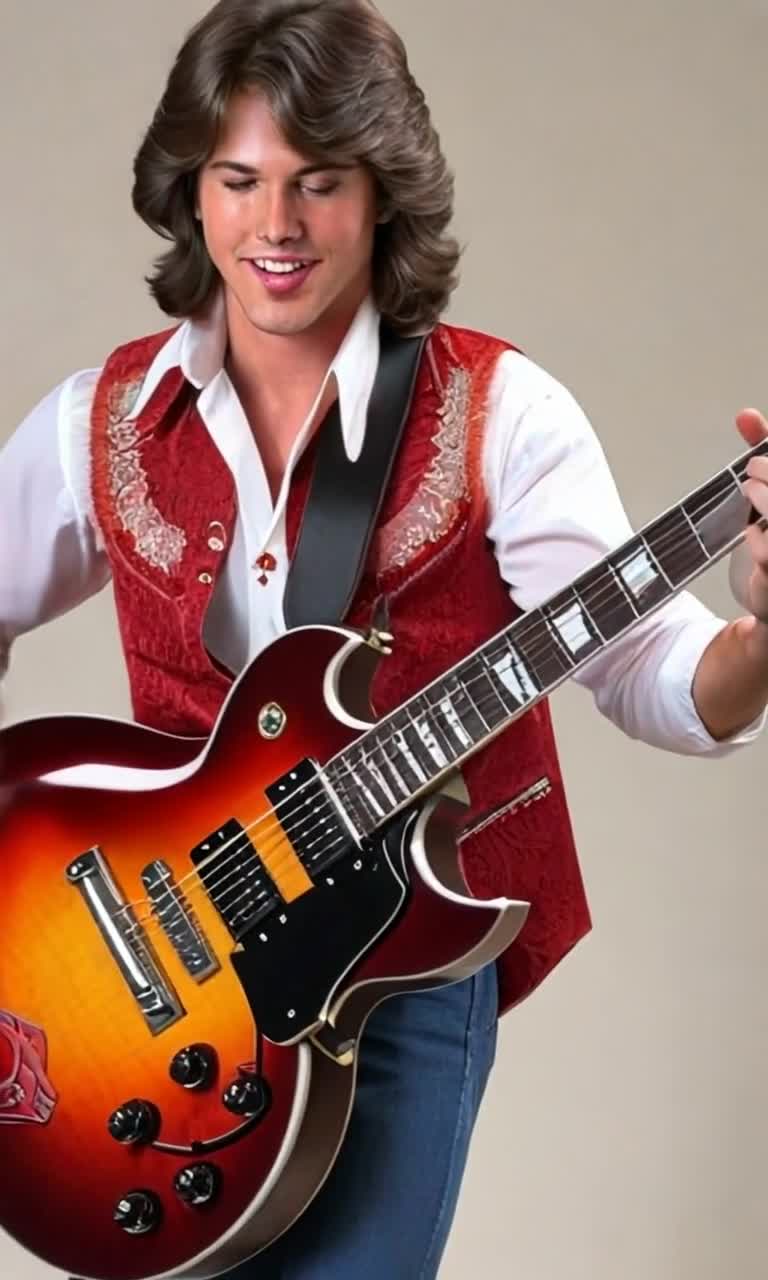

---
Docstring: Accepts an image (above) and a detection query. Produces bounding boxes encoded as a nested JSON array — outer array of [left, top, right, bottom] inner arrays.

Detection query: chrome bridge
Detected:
[[66, 848, 184, 1035], [141, 859, 220, 982]]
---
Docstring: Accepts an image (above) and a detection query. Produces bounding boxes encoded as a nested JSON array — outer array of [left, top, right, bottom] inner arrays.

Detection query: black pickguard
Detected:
[[230, 811, 415, 1043]]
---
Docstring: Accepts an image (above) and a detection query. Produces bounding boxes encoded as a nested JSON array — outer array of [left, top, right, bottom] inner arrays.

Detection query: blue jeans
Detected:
[[225, 964, 499, 1279]]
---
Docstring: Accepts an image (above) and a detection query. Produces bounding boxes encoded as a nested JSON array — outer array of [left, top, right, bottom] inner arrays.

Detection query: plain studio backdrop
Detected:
[[1, 1, 766, 1277]]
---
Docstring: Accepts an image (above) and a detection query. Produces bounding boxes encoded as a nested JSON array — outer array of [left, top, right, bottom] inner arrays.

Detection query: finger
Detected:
[[746, 456, 768, 482], [745, 521, 768, 570], [735, 408, 768, 446], [743, 478, 768, 516]]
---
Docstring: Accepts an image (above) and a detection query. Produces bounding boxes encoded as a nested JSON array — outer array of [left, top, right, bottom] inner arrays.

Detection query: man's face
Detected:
[[197, 91, 380, 341]]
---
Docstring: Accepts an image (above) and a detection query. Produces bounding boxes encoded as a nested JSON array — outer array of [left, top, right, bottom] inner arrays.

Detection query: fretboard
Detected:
[[326, 440, 768, 838]]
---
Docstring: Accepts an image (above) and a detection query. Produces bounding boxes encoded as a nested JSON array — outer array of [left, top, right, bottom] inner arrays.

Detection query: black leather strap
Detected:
[[283, 325, 427, 629]]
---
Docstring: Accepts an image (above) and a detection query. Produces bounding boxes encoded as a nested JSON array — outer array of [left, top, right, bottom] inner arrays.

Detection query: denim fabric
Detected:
[[225, 965, 499, 1279]]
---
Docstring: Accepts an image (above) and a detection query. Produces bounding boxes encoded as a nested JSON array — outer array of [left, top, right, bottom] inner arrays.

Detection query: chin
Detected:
[[242, 295, 331, 336], [246, 310, 319, 338]]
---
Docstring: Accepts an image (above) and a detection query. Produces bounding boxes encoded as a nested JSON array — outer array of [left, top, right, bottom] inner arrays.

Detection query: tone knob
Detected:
[[222, 1068, 272, 1119], [170, 1044, 218, 1091], [108, 1099, 160, 1145], [114, 1190, 162, 1235], [174, 1162, 220, 1207]]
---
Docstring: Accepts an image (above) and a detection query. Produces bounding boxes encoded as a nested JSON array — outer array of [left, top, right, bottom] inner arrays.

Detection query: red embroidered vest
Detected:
[[90, 323, 591, 1011]]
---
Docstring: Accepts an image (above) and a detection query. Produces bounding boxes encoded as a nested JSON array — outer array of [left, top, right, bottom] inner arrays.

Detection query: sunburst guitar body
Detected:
[[0, 625, 527, 1280]]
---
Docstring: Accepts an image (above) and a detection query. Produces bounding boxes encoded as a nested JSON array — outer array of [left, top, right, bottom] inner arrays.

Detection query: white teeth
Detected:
[[254, 259, 309, 274]]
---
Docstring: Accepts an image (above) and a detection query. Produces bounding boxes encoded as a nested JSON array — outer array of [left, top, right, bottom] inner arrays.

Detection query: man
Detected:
[[1, 1, 767, 1276]]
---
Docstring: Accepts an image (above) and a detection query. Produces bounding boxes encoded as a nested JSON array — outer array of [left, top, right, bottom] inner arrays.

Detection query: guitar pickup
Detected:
[[142, 860, 220, 983]]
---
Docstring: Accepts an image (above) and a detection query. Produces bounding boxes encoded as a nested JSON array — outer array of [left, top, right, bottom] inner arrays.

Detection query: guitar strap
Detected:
[[283, 324, 428, 629]]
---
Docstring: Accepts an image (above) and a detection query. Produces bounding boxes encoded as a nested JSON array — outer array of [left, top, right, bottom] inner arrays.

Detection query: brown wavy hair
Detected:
[[132, 0, 460, 334]]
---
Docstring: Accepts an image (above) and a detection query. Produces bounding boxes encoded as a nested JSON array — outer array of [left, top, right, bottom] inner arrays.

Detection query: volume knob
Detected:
[[170, 1044, 218, 1091], [114, 1190, 162, 1235], [174, 1162, 220, 1207], [222, 1068, 272, 1120], [108, 1099, 160, 1146]]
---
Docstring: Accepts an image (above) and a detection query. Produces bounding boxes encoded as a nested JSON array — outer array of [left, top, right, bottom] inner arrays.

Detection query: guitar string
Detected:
[[116, 468, 764, 940], [126, 595, 758, 946], [121, 478, 764, 948], [187, 482, 768, 924], [119, 472, 763, 939]]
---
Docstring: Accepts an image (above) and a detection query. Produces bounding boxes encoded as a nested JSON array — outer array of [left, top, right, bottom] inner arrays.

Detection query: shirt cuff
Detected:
[[661, 615, 767, 757]]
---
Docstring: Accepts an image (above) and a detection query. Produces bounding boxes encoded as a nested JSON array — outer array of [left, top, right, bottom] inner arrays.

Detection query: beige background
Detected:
[[1, 1, 767, 1277]]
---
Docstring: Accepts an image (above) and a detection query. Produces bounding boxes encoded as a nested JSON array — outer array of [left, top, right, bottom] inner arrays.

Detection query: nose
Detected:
[[259, 184, 303, 246]]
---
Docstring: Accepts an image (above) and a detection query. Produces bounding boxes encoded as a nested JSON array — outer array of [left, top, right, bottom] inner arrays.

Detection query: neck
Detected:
[[224, 292, 360, 414]]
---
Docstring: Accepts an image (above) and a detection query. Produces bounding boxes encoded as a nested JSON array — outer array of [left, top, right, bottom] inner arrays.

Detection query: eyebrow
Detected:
[[208, 161, 356, 176]]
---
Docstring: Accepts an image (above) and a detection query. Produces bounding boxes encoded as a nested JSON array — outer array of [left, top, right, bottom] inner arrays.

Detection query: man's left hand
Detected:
[[735, 409, 768, 625]]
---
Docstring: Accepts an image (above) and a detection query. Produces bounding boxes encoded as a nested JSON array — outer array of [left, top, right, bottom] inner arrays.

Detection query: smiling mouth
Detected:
[[247, 258, 319, 295], [250, 258, 316, 275]]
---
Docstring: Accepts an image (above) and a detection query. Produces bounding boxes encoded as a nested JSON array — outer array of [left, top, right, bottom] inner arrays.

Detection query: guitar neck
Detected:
[[326, 439, 768, 837]]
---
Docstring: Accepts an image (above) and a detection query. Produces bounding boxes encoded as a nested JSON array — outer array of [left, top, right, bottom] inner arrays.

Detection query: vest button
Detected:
[[198, 572, 213, 586], [208, 537, 225, 552]]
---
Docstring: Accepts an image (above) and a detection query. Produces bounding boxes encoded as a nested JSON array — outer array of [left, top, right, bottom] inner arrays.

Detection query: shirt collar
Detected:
[[129, 291, 381, 462]]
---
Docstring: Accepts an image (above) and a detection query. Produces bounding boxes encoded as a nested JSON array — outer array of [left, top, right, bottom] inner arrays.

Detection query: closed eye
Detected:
[[301, 182, 340, 197], [222, 179, 341, 197]]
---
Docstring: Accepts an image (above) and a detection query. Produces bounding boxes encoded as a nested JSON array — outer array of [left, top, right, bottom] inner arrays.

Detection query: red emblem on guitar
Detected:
[[0, 1011, 57, 1126]]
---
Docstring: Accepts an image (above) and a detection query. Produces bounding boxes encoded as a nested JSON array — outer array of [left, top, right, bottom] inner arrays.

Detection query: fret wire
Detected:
[[391, 718, 430, 786], [639, 533, 674, 592], [416, 691, 461, 762], [406, 703, 453, 771], [356, 752, 395, 816], [604, 562, 636, 618], [329, 758, 375, 835], [414, 698, 458, 761], [457, 668, 493, 733], [729, 453, 752, 486], [510, 642, 541, 692], [362, 751, 398, 808], [679, 505, 712, 563], [473, 683, 506, 727], [649, 511, 706, 585], [446, 675, 487, 742], [524, 640, 554, 685], [402, 707, 443, 775], [480, 652, 520, 712], [403, 711, 437, 778], [356, 770, 387, 820], [511, 644, 542, 694], [368, 737, 417, 803], [485, 646, 540, 712], [572, 586, 607, 642], [689, 471, 751, 563], [467, 660, 510, 723], [542, 613, 577, 669], [512, 612, 573, 685], [483, 635, 511, 672], [374, 742, 412, 798], [438, 686, 474, 749]]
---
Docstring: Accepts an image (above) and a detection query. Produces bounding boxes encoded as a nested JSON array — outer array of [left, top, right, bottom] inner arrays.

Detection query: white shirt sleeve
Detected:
[[482, 350, 765, 756], [0, 371, 111, 677]]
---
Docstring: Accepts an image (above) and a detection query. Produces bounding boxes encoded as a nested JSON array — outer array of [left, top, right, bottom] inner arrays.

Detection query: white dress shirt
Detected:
[[0, 294, 762, 755]]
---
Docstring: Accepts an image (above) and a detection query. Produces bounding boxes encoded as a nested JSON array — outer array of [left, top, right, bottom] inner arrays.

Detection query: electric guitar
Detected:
[[0, 438, 765, 1280]]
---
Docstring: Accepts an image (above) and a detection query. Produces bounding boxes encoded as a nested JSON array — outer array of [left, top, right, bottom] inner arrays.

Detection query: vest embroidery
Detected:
[[108, 377, 187, 575], [379, 365, 471, 571]]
